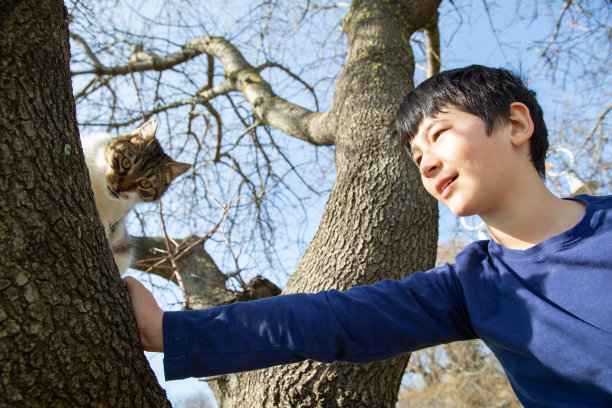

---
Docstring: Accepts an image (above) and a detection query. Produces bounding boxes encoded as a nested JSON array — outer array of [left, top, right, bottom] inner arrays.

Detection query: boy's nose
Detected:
[[420, 155, 441, 178]]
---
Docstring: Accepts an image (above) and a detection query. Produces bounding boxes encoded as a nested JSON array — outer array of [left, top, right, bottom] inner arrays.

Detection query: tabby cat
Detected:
[[81, 120, 191, 274]]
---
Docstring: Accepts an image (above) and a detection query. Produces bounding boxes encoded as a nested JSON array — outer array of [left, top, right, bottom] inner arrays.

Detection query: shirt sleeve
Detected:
[[162, 265, 476, 380]]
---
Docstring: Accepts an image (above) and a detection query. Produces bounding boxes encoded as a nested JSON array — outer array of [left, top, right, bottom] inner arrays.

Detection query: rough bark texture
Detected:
[[0, 2, 170, 406], [208, 1, 441, 406]]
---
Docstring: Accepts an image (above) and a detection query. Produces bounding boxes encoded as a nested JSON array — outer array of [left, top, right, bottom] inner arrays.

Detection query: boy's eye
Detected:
[[413, 156, 422, 167], [432, 130, 444, 141]]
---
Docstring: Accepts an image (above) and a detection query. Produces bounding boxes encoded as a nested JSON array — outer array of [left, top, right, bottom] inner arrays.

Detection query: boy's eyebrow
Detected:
[[409, 120, 435, 153], [418, 121, 434, 136]]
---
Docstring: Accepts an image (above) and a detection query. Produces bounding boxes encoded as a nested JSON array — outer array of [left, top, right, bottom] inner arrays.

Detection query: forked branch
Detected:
[[71, 34, 336, 146]]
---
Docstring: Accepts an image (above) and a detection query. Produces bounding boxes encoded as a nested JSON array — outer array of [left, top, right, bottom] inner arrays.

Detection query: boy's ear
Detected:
[[508, 102, 534, 147]]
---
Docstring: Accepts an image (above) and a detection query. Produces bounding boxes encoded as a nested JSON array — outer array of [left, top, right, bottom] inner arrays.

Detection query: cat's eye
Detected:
[[121, 157, 132, 169], [139, 179, 152, 189]]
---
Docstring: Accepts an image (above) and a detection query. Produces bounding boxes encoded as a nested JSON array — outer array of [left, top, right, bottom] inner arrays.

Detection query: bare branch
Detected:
[[71, 35, 215, 76], [202, 100, 223, 162], [73, 34, 335, 146], [257, 62, 321, 111], [202, 36, 335, 146], [539, 0, 572, 61], [423, 10, 440, 78], [480, 0, 509, 63], [70, 32, 104, 69], [586, 103, 612, 143]]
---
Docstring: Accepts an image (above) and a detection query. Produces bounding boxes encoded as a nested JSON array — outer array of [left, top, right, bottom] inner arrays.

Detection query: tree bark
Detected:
[[0, 2, 170, 406], [209, 1, 441, 406]]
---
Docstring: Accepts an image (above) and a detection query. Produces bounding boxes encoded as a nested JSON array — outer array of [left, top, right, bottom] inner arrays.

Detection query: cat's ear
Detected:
[[165, 161, 192, 181], [136, 120, 158, 141]]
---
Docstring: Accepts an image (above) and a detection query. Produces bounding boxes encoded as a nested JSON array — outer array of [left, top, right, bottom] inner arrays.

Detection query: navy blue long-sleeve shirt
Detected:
[[163, 195, 612, 407]]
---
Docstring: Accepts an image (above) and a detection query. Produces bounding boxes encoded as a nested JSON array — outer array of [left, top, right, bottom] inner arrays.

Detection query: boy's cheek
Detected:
[[420, 178, 438, 199]]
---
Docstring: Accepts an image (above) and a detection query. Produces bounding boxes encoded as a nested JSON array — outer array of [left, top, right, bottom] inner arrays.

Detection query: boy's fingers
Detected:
[[123, 276, 141, 293], [123, 276, 154, 303], [123, 276, 158, 311], [121, 276, 164, 352]]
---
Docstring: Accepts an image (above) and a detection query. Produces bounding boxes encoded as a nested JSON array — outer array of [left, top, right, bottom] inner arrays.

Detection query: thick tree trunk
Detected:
[[209, 1, 441, 406], [0, 2, 170, 406]]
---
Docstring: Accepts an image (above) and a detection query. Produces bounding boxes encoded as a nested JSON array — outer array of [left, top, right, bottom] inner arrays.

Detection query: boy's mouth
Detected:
[[436, 175, 457, 196]]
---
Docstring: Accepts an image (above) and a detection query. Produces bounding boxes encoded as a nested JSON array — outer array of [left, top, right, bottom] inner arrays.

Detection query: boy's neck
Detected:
[[481, 182, 586, 250]]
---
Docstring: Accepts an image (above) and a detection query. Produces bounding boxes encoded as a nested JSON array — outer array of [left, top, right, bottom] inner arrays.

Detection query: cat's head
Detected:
[[103, 120, 191, 203]]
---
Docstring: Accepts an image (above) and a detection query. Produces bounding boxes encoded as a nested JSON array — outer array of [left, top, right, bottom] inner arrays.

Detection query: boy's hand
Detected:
[[123, 276, 164, 352]]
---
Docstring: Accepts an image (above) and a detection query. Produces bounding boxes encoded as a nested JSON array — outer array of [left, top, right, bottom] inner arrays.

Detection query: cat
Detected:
[[81, 120, 191, 274]]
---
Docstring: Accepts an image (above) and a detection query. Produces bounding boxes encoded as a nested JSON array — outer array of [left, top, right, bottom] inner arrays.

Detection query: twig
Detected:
[[539, 0, 572, 61], [423, 11, 440, 79]]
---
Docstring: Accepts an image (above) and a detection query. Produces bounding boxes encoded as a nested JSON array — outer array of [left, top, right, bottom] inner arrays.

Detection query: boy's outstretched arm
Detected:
[[123, 276, 164, 352]]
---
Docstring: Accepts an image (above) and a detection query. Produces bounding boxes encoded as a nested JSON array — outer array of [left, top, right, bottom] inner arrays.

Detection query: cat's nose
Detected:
[[118, 180, 133, 192]]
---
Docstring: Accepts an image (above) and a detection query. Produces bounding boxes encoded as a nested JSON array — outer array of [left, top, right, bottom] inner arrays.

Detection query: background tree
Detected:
[[70, 0, 442, 405]]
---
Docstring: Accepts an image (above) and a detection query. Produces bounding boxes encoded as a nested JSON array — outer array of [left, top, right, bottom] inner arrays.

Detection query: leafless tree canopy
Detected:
[[69, 2, 359, 292], [68, 0, 609, 286]]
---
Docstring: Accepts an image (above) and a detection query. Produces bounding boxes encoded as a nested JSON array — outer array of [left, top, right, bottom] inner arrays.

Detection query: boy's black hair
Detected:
[[390, 65, 548, 178]]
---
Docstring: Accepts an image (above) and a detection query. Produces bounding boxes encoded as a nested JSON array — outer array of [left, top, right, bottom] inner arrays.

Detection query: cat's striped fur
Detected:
[[81, 120, 191, 274]]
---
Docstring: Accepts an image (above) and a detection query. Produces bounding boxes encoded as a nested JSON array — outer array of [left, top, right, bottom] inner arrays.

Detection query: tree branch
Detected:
[[202, 36, 335, 146], [539, 0, 572, 62], [71, 34, 336, 146], [70, 32, 104, 69], [257, 62, 321, 111], [423, 10, 441, 78], [71, 35, 213, 76], [131, 235, 281, 310]]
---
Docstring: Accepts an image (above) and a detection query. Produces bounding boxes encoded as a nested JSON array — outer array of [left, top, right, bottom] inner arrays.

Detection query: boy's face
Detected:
[[410, 107, 518, 218]]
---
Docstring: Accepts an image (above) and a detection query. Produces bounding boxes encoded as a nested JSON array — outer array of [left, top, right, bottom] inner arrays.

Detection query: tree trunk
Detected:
[[0, 2, 170, 406], [209, 1, 440, 406]]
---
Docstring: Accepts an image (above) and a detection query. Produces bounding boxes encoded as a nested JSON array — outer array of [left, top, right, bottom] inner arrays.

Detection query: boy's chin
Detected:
[[444, 202, 477, 218]]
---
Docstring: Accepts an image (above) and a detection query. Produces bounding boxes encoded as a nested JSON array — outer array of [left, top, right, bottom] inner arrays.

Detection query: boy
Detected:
[[124, 65, 612, 407]]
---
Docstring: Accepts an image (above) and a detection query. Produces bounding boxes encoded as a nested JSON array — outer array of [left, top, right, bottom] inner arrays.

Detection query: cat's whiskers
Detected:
[[142, 137, 156, 152]]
